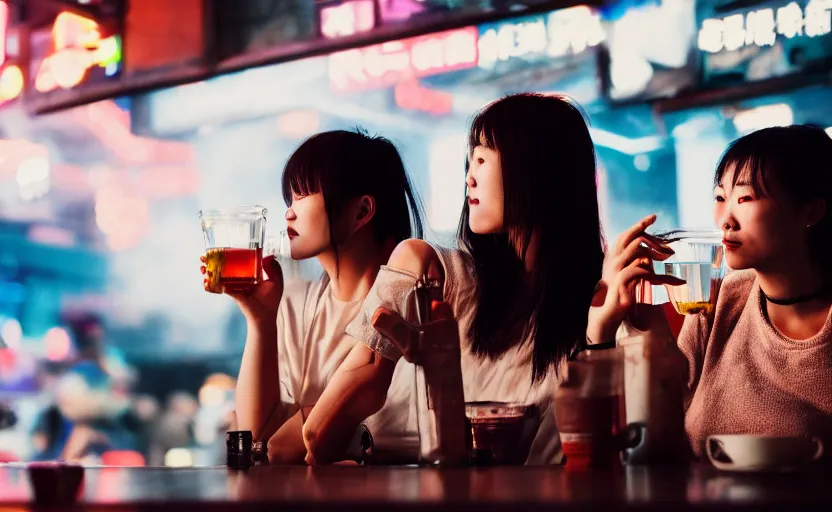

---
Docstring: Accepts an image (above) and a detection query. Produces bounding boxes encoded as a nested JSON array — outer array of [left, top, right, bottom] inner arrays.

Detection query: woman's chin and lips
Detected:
[[722, 237, 749, 269], [722, 237, 770, 271], [286, 226, 328, 261], [466, 196, 503, 234], [285, 227, 302, 260]]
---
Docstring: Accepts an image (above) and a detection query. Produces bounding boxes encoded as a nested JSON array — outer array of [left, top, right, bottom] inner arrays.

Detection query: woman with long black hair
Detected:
[[301, 94, 611, 464]]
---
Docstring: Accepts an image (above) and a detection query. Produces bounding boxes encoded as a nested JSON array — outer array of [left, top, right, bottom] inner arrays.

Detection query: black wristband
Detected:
[[586, 340, 617, 350], [569, 335, 616, 360]]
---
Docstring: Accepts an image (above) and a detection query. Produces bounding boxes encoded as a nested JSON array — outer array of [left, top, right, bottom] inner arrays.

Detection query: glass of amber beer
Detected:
[[200, 206, 267, 294], [651, 230, 725, 315]]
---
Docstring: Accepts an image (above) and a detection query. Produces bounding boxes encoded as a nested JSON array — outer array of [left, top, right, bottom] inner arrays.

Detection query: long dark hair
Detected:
[[714, 124, 832, 279], [459, 94, 604, 382], [282, 129, 424, 261]]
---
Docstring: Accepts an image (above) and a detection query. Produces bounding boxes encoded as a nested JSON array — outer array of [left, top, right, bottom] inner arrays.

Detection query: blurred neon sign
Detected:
[[394, 80, 453, 115], [0, 0, 21, 105], [34, 11, 122, 92], [0, 1, 7, 67], [477, 6, 605, 69], [328, 26, 478, 91], [698, 0, 832, 53], [320, 0, 376, 39], [379, 0, 425, 22], [0, 65, 23, 101]]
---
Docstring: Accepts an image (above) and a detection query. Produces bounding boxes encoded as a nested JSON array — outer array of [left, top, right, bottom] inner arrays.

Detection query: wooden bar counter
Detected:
[[1, 464, 831, 511]]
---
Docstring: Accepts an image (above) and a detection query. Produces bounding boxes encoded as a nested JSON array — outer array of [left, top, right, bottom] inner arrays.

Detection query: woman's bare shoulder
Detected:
[[388, 239, 440, 268], [387, 239, 444, 282]]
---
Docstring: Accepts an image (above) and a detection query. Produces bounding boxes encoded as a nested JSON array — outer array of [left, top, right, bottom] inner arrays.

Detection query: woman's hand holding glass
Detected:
[[199, 233, 288, 327], [587, 215, 685, 344]]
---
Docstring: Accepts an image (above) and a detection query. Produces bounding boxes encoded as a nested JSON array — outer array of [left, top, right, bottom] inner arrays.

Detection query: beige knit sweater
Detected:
[[679, 269, 832, 458]]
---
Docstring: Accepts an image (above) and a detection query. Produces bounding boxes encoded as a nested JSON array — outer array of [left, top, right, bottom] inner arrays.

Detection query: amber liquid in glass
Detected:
[[675, 301, 714, 315], [204, 247, 263, 293], [662, 260, 723, 315]]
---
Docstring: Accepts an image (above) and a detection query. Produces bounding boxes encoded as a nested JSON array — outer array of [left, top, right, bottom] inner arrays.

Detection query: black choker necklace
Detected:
[[762, 287, 829, 306]]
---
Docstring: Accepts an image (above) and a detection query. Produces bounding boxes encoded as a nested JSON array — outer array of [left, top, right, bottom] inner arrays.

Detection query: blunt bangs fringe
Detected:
[[714, 133, 779, 197], [281, 130, 424, 266]]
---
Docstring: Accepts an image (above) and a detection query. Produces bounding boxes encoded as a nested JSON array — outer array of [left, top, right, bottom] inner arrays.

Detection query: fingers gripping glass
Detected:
[[647, 229, 726, 315], [200, 206, 267, 294]]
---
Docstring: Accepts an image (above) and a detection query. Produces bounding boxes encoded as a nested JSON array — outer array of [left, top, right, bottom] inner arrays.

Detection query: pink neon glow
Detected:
[[27, 225, 77, 248], [45, 327, 72, 361], [71, 101, 195, 166], [329, 26, 478, 92], [0, 1, 8, 67], [379, 0, 425, 22], [394, 81, 452, 115]]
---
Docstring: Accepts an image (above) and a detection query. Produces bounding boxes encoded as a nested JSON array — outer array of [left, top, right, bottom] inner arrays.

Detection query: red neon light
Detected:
[[394, 81, 452, 115], [321, 0, 376, 39], [0, 1, 8, 67], [329, 26, 479, 92]]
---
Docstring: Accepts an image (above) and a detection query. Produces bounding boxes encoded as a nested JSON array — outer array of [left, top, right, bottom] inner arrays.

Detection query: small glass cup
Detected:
[[199, 206, 267, 294], [465, 401, 539, 465], [651, 229, 725, 315]]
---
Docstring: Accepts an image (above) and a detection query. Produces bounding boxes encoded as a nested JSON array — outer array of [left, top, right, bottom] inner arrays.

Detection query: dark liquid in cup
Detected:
[[555, 394, 622, 469], [468, 413, 527, 465], [204, 247, 263, 293]]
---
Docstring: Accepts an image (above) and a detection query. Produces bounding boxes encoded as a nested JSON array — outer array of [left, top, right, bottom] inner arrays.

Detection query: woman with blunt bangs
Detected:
[[202, 129, 423, 463], [588, 125, 832, 459]]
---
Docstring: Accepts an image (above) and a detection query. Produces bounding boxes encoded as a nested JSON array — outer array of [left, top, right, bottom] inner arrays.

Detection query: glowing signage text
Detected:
[[477, 6, 605, 69], [328, 27, 478, 92], [698, 0, 831, 53], [320, 0, 376, 39]]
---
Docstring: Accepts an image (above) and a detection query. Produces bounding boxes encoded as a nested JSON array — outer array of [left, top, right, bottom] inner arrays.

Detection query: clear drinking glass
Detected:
[[465, 401, 539, 465], [199, 206, 267, 294], [264, 230, 291, 261], [651, 230, 725, 315], [266, 229, 306, 281]]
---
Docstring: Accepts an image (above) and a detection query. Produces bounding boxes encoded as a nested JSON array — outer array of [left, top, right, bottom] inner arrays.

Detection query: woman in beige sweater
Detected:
[[588, 125, 832, 457]]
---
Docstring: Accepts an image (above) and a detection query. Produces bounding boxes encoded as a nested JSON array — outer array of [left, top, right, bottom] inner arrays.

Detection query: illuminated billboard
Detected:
[[29, 11, 122, 94], [698, 0, 832, 86]]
